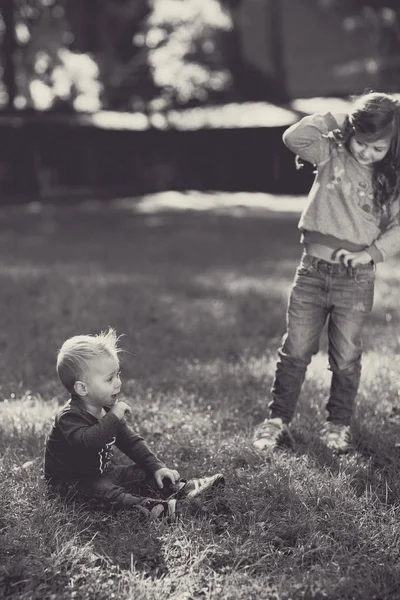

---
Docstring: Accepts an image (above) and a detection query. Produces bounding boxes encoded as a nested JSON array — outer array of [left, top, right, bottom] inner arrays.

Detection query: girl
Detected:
[[253, 92, 400, 453]]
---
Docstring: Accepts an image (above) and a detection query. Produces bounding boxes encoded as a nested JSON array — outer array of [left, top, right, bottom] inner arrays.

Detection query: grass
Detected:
[[1, 194, 400, 599]]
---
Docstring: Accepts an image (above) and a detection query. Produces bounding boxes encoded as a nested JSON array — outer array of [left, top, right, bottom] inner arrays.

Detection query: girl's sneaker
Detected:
[[319, 422, 351, 453], [173, 473, 225, 500], [253, 417, 294, 450]]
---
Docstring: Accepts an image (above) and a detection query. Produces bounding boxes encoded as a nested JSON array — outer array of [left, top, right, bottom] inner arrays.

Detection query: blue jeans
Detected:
[[269, 253, 375, 426]]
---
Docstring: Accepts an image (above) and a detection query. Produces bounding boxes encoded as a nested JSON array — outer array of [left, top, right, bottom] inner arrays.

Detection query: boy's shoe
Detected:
[[140, 498, 177, 523], [319, 422, 351, 454], [253, 417, 293, 450], [174, 473, 225, 500]]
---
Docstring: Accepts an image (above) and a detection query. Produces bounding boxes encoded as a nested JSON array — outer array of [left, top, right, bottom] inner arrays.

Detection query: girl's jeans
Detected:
[[269, 253, 375, 426]]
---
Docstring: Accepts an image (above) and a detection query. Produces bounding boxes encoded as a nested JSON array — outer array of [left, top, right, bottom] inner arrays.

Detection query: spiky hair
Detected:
[[57, 327, 122, 393]]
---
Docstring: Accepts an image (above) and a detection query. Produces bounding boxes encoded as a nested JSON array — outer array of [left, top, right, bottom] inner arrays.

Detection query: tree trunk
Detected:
[[1, 0, 17, 111], [268, 0, 288, 102]]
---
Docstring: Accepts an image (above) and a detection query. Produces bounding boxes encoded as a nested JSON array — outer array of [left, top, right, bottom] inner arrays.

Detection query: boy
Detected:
[[44, 328, 224, 521]]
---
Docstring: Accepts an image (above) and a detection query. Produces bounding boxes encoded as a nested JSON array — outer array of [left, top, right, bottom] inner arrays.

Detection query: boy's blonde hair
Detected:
[[57, 328, 122, 393]]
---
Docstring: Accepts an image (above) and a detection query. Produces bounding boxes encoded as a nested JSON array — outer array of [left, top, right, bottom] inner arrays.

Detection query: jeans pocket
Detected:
[[354, 270, 375, 286]]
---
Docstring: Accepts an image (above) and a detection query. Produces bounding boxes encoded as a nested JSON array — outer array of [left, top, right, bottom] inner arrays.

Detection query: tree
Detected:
[[318, 0, 400, 92], [220, 0, 288, 103], [93, 0, 155, 110], [1, 0, 17, 110], [1, 0, 287, 113]]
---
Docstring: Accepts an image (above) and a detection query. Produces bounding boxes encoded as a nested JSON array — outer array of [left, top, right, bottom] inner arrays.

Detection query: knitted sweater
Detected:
[[44, 395, 165, 482], [282, 112, 400, 263]]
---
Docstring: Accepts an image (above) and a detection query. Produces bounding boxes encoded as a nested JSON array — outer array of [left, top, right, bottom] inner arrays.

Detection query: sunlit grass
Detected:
[[1, 197, 400, 599]]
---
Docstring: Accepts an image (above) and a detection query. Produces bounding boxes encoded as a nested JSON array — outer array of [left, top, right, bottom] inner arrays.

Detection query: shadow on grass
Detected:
[[285, 395, 400, 507], [53, 494, 234, 580], [90, 513, 169, 578], [43, 493, 170, 579]]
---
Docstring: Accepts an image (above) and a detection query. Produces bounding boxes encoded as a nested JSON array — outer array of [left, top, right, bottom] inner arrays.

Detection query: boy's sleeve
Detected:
[[116, 423, 165, 474], [282, 112, 341, 165], [57, 410, 122, 450], [368, 199, 400, 262]]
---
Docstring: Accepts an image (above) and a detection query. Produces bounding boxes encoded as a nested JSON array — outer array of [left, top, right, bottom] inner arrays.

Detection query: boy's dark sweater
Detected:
[[44, 394, 164, 483]]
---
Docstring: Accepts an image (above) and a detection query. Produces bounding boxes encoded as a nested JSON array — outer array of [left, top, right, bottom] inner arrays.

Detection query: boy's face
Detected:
[[80, 353, 121, 408]]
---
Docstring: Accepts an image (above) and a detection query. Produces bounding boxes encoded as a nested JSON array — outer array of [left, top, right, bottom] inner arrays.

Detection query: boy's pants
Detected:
[[269, 253, 375, 426], [48, 464, 170, 510]]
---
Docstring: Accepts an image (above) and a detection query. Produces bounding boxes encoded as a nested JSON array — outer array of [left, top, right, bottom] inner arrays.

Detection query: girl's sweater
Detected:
[[283, 112, 400, 262]]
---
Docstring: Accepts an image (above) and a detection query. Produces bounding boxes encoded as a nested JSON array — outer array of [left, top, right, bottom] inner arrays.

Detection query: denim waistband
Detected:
[[301, 252, 375, 275]]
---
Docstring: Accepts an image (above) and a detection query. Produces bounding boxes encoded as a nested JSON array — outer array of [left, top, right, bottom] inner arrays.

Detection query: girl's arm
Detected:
[[341, 201, 400, 265], [373, 201, 400, 261], [283, 112, 347, 165]]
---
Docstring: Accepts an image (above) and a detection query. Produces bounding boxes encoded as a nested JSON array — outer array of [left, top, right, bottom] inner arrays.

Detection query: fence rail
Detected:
[[0, 109, 313, 203]]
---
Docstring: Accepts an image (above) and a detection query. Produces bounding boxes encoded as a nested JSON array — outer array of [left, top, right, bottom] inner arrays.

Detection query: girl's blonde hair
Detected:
[[57, 327, 122, 393]]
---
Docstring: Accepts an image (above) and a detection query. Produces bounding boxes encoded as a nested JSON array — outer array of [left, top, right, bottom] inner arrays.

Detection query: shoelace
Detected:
[[325, 424, 350, 436], [256, 421, 284, 439], [336, 428, 351, 442], [322, 425, 351, 446]]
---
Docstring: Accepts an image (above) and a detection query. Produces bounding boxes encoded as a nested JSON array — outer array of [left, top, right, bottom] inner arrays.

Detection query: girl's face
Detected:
[[349, 134, 392, 166]]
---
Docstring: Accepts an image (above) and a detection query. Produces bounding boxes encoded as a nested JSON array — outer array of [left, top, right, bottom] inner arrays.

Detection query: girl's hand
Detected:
[[154, 467, 180, 489], [336, 249, 372, 266]]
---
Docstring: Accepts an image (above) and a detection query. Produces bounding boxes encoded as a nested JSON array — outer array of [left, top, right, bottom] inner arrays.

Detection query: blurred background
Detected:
[[1, 0, 400, 202]]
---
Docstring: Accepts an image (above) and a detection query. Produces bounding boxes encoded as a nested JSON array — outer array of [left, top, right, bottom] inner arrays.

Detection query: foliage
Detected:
[[11, 0, 101, 111], [0, 0, 237, 112], [141, 0, 234, 110], [318, 0, 400, 86], [91, 0, 235, 111]]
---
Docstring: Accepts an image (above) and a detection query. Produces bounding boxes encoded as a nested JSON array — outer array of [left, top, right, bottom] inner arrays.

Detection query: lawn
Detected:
[[1, 193, 400, 600]]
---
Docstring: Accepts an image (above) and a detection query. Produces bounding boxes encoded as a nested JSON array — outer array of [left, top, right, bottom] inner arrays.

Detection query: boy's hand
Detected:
[[336, 249, 372, 266], [109, 401, 131, 423], [154, 467, 180, 489]]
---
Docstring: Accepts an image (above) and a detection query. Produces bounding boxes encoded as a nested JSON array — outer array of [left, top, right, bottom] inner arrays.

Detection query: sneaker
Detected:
[[320, 422, 351, 453], [173, 473, 225, 500], [253, 417, 293, 450], [140, 498, 177, 523]]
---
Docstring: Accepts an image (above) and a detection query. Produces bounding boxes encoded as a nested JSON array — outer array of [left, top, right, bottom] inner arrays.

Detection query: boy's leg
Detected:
[[326, 266, 375, 425], [269, 258, 328, 423], [112, 464, 226, 504], [111, 466, 179, 521], [49, 470, 175, 519], [111, 465, 162, 498], [114, 466, 226, 503], [78, 469, 149, 510]]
